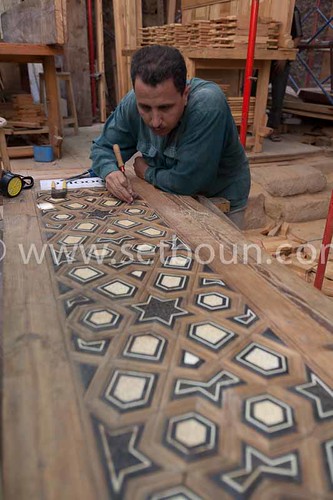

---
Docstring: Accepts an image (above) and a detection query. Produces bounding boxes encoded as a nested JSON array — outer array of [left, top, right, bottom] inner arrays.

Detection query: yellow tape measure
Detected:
[[0, 171, 34, 197]]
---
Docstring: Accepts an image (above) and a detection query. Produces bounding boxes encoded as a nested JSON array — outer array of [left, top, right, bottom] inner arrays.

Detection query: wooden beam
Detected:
[[63, 0, 92, 126], [7, 146, 34, 158], [167, 0, 177, 23], [182, 0, 230, 9], [43, 55, 62, 157], [113, 0, 129, 100], [157, 0, 165, 25], [113, 0, 142, 101], [0, 43, 63, 56], [95, 0, 107, 122]]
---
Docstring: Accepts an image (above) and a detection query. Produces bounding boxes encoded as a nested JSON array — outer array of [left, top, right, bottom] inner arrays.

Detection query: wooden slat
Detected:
[[113, 0, 130, 100], [95, 0, 107, 122], [7, 146, 34, 158], [63, 0, 92, 126], [182, 0, 231, 9], [3, 206, 98, 499], [113, 0, 142, 101], [0, 43, 63, 56], [167, 0, 177, 23]]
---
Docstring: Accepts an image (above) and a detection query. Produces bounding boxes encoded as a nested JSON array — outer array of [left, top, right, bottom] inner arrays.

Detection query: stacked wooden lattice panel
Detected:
[[227, 96, 256, 125], [11, 95, 47, 126], [0, 94, 47, 126], [138, 17, 280, 50]]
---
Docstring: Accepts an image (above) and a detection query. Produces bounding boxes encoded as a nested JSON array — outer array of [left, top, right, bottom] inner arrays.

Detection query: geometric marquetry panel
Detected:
[[32, 188, 333, 498]]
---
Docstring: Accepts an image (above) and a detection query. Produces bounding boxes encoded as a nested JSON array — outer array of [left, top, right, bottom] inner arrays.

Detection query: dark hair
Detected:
[[131, 45, 187, 95]]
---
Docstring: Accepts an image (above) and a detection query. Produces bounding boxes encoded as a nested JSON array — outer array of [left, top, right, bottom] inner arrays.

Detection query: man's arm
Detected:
[[90, 92, 139, 201]]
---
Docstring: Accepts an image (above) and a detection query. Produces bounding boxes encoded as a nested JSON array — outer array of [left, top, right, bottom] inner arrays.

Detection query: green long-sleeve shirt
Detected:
[[90, 78, 250, 210]]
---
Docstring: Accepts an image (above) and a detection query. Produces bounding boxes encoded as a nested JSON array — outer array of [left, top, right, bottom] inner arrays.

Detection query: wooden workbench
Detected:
[[0, 43, 64, 157], [2, 176, 333, 498]]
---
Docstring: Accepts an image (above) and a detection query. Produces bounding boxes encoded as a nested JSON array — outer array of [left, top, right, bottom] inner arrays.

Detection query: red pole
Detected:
[[314, 190, 333, 290], [87, 0, 97, 118], [240, 0, 260, 147]]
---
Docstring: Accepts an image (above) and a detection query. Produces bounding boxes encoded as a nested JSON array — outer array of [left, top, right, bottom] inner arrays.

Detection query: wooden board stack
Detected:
[[138, 17, 281, 50], [227, 96, 255, 125], [11, 94, 47, 126]]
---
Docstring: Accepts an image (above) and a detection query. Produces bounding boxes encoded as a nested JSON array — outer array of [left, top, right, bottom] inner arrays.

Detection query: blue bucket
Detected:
[[33, 145, 54, 162]]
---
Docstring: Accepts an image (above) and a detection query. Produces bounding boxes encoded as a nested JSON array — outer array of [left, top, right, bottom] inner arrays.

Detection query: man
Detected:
[[90, 45, 250, 227], [268, 5, 303, 141]]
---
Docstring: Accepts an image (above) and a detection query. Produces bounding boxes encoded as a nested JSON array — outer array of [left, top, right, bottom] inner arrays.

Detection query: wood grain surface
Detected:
[[3, 178, 333, 499]]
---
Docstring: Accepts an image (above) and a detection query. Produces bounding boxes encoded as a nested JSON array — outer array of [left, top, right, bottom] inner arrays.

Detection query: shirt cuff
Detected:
[[97, 163, 118, 180]]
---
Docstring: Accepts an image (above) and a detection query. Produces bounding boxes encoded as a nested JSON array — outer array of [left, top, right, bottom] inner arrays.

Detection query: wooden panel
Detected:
[[167, 0, 177, 23], [181, 0, 295, 45], [3, 179, 333, 498], [63, 0, 92, 127], [1, 0, 65, 45], [95, 0, 107, 123], [113, 0, 142, 101]]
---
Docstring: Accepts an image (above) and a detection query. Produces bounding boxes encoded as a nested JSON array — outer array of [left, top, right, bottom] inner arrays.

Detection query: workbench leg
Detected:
[[253, 60, 271, 153], [43, 56, 63, 159], [0, 130, 11, 172]]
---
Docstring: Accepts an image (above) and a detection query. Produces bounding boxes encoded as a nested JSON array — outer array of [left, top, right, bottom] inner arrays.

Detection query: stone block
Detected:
[[251, 165, 327, 197], [265, 189, 331, 222], [244, 182, 268, 229]]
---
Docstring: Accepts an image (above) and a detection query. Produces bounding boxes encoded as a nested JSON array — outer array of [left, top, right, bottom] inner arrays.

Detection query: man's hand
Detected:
[[134, 156, 148, 179], [105, 171, 134, 203]]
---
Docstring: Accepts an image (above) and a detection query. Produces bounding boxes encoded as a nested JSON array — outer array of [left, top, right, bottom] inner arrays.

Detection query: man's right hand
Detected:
[[105, 171, 134, 203]]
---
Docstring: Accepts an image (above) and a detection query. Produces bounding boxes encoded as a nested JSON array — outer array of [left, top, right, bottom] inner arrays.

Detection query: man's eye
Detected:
[[159, 105, 172, 110], [140, 105, 151, 112]]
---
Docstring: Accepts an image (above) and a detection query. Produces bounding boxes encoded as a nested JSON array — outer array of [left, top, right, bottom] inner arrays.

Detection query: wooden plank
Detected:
[[1, 0, 65, 45], [113, 0, 130, 100], [3, 206, 99, 499], [0, 130, 11, 171], [253, 60, 271, 153], [5, 127, 49, 136], [283, 99, 333, 115], [182, 47, 297, 60], [43, 55, 62, 158], [54, 0, 65, 44], [63, 0, 92, 126], [0, 43, 63, 57], [113, 0, 142, 100], [167, 0, 177, 23], [182, 0, 231, 10], [95, 0, 107, 123], [7, 145, 34, 158], [157, 0, 165, 25]]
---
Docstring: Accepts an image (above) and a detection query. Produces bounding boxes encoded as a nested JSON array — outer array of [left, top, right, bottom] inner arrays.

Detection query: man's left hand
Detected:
[[134, 157, 148, 179]]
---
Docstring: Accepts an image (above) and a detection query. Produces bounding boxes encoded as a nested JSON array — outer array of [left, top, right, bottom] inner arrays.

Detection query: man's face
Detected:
[[134, 77, 189, 136]]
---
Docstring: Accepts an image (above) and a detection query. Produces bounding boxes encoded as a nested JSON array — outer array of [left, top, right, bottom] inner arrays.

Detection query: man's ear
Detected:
[[183, 85, 190, 105]]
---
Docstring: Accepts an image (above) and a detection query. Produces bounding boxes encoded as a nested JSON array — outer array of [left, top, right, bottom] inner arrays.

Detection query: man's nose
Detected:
[[150, 110, 162, 128]]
